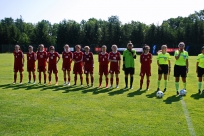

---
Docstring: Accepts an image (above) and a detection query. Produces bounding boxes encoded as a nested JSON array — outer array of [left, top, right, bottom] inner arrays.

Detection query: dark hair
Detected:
[[143, 44, 150, 52]]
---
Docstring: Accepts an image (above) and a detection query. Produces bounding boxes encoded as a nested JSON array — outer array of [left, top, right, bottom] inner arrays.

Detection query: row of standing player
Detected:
[[13, 43, 122, 88], [14, 42, 200, 95]]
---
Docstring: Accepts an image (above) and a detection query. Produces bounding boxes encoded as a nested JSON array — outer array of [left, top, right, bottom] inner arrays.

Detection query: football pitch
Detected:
[[0, 53, 203, 136]]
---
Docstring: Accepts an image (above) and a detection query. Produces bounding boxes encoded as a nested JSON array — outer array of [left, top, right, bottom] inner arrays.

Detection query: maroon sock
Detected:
[[49, 73, 51, 82], [91, 76, 94, 84], [33, 74, 36, 82], [86, 77, 89, 85], [140, 79, 143, 88], [147, 80, 150, 89], [20, 73, 23, 83], [44, 73, 46, 83], [116, 77, 119, 85], [80, 76, 83, 85], [39, 73, 41, 83], [106, 77, 109, 86], [29, 73, 31, 81], [74, 74, 77, 84], [14, 74, 17, 83], [110, 77, 113, 85], [99, 75, 102, 85]]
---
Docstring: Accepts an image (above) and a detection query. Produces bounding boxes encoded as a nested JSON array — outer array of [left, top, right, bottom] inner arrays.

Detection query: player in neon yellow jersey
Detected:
[[174, 42, 189, 95], [157, 45, 171, 92], [196, 46, 204, 94]]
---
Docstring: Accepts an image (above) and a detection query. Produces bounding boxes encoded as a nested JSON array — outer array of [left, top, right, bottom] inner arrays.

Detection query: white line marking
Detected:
[[181, 99, 196, 136]]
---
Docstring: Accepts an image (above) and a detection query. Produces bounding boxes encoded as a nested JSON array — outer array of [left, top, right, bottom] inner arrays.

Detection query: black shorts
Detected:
[[197, 66, 204, 77], [124, 67, 135, 75], [174, 65, 187, 77], [158, 64, 168, 74]]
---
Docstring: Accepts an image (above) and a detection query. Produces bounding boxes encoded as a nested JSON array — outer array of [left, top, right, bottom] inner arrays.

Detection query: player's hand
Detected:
[[159, 66, 162, 70]]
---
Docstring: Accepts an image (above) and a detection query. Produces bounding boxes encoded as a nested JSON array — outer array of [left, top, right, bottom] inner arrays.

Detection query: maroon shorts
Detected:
[[27, 66, 36, 72], [62, 65, 71, 71], [99, 65, 108, 75], [109, 66, 120, 74], [140, 68, 151, 77], [84, 65, 93, 74], [48, 65, 58, 74], [73, 64, 83, 74], [38, 66, 46, 72], [14, 65, 24, 72]]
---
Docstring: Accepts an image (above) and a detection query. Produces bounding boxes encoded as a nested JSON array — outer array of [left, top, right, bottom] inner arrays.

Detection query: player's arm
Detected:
[[92, 53, 94, 67], [175, 50, 181, 60], [196, 62, 199, 73], [150, 54, 153, 64], [34, 53, 37, 61], [22, 52, 24, 67]]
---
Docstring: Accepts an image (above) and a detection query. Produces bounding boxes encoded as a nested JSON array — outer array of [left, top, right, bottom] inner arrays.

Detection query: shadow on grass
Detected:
[[107, 88, 128, 96], [127, 89, 148, 97], [190, 93, 204, 100], [92, 87, 112, 95], [146, 90, 158, 98], [163, 95, 181, 104], [82, 87, 97, 93], [62, 85, 83, 93]]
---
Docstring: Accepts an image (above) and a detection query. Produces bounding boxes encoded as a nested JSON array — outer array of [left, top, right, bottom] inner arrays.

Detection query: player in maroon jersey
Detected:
[[62, 44, 73, 86], [98, 45, 109, 88], [47, 46, 60, 85], [36, 44, 47, 85], [13, 45, 24, 84], [139, 45, 152, 90], [27, 45, 37, 84], [73, 45, 84, 86], [83, 46, 94, 87], [108, 44, 121, 88]]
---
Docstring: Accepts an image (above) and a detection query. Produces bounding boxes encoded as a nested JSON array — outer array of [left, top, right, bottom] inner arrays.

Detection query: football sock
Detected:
[[175, 82, 179, 91], [55, 74, 58, 82], [68, 77, 70, 82], [91, 76, 94, 84], [198, 82, 202, 90], [147, 79, 150, 89], [99, 75, 102, 85], [164, 80, 167, 88], [157, 80, 161, 88], [64, 77, 66, 82], [29, 73, 31, 81], [183, 82, 186, 89], [125, 77, 128, 87], [86, 77, 89, 85], [20, 73, 23, 83], [74, 74, 77, 84], [80, 75, 83, 85], [14, 74, 17, 82], [33, 74, 36, 82], [106, 77, 108, 86], [44, 73, 46, 83], [130, 76, 133, 87], [116, 77, 119, 85], [140, 79, 143, 88], [49, 73, 51, 82], [110, 77, 113, 85], [39, 73, 41, 83]]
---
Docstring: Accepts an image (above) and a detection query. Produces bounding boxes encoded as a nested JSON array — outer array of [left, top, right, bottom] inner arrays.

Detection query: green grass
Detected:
[[0, 53, 203, 136]]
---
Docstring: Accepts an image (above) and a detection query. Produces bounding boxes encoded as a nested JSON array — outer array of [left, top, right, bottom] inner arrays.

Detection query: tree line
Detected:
[[0, 10, 204, 54]]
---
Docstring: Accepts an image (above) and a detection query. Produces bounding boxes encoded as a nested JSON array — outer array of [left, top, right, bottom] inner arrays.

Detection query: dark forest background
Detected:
[[0, 10, 204, 54]]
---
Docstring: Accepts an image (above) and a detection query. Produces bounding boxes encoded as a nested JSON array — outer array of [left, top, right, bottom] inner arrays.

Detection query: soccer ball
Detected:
[[180, 89, 187, 96], [156, 91, 164, 98]]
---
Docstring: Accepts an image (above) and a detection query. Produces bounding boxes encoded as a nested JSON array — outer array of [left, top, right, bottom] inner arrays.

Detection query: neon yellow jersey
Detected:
[[174, 50, 188, 66], [157, 52, 171, 65], [197, 54, 204, 68]]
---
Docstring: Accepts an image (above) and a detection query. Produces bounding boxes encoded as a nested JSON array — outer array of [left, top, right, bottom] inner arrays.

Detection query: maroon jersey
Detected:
[[27, 52, 37, 68], [47, 52, 60, 64], [62, 51, 73, 66], [73, 51, 83, 66], [109, 51, 121, 69], [13, 50, 24, 67], [98, 52, 109, 66], [83, 52, 94, 67], [140, 53, 152, 69], [37, 51, 47, 66]]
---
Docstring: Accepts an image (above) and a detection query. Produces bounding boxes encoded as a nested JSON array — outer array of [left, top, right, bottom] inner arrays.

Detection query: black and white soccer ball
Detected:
[[156, 91, 164, 98], [180, 89, 187, 96]]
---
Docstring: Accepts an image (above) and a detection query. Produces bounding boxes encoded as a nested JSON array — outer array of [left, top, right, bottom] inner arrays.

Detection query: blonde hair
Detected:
[[112, 44, 117, 49], [84, 46, 90, 50], [161, 44, 167, 49], [75, 45, 81, 49], [102, 45, 107, 48], [178, 42, 185, 47]]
